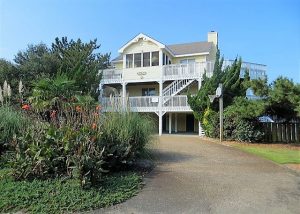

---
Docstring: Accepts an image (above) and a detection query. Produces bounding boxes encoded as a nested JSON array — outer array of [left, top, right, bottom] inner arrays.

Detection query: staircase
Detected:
[[162, 79, 194, 102]]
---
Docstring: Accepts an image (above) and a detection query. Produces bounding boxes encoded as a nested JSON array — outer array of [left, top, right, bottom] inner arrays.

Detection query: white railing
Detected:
[[100, 95, 192, 112], [163, 79, 194, 97], [222, 60, 267, 80], [100, 96, 123, 111], [163, 95, 191, 111], [162, 62, 214, 80], [101, 68, 122, 83], [128, 96, 160, 112]]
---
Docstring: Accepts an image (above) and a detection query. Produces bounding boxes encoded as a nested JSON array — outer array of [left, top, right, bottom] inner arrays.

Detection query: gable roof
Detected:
[[118, 33, 165, 53], [166, 42, 213, 56]]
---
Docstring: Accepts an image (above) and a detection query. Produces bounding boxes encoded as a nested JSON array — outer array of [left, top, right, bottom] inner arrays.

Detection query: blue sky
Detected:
[[0, 0, 299, 83]]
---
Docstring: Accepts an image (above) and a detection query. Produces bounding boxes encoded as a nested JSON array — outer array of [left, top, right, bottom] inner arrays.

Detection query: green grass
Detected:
[[0, 169, 142, 214], [234, 145, 300, 164]]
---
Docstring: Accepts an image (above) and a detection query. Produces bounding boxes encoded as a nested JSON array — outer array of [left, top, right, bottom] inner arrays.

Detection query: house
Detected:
[[99, 32, 266, 136]]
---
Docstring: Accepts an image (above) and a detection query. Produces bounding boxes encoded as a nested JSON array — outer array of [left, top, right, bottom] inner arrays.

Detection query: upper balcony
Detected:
[[100, 61, 214, 84]]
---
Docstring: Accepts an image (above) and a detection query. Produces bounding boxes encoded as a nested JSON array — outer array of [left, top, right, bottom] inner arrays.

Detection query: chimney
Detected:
[[208, 31, 218, 46]]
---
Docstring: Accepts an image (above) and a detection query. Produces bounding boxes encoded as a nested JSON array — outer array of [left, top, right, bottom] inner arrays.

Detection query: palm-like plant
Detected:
[[29, 73, 76, 111]]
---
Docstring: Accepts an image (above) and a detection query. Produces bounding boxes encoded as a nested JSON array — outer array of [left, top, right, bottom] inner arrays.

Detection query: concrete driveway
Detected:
[[97, 135, 300, 214]]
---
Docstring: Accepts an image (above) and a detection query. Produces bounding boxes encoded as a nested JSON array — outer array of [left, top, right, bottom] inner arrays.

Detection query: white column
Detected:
[[159, 50, 163, 66], [175, 113, 178, 133], [169, 113, 172, 134], [159, 81, 163, 136]]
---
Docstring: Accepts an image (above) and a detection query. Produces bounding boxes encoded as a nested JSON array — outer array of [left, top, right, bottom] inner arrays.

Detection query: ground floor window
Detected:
[[142, 88, 156, 96]]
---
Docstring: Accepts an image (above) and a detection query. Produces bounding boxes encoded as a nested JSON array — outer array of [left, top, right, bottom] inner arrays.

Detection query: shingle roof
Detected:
[[111, 41, 213, 62], [111, 55, 122, 62], [166, 42, 213, 56]]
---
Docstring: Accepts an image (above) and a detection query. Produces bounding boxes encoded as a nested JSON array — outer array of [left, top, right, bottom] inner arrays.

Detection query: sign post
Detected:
[[209, 83, 223, 142]]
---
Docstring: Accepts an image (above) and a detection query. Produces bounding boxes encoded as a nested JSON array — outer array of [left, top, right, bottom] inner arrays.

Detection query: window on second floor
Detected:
[[126, 54, 133, 68], [180, 59, 195, 64], [134, 53, 141, 67], [142, 88, 156, 96], [151, 51, 159, 66], [143, 52, 150, 67]]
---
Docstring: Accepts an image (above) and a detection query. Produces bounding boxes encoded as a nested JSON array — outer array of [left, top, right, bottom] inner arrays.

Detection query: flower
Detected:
[[22, 104, 30, 110], [91, 123, 97, 130], [93, 112, 99, 117], [0, 86, 3, 105], [50, 110, 57, 119], [75, 106, 82, 112], [96, 105, 101, 111]]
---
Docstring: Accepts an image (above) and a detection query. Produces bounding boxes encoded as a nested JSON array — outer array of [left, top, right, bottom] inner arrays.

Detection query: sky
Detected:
[[0, 0, 299, 83]]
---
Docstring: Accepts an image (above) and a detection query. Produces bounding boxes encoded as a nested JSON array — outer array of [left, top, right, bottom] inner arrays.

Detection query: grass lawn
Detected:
[[233, 144, 300, 164], [0, 168, 142, 214]]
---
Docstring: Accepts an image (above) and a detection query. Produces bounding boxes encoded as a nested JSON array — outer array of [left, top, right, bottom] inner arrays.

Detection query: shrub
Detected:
[[100, 112, 155, 169], [202, 108, 219, 138], [0, 106, 27, 152], [233, 120, 264, 142], [11, 104, 105, 188]]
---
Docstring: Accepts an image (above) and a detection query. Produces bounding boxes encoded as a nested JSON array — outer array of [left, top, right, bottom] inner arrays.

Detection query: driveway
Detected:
[[96, 135, 300, 214]]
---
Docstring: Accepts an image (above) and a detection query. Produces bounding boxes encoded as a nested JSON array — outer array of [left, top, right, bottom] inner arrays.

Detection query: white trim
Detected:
[[174, 52, 209, 57], [118, 33, 165, 53]]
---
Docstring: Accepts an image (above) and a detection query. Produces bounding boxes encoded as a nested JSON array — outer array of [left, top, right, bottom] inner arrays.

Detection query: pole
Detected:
[[219, 84, 223, 142]]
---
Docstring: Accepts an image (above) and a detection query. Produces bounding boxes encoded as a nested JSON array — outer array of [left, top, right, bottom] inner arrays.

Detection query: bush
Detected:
[[202, 108, 219, 138], [233, 120, 264, 142], [0, 106, 27, 152], [100, 112, 155, 169], [11, 104, 105, 188]]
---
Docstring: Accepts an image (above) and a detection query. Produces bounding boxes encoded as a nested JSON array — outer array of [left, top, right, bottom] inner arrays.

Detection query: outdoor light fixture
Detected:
[[208, 83, 223, 142]]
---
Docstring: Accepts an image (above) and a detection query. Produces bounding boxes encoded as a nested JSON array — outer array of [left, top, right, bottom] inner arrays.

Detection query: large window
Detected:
[[180, 59, 195, 64], [126, 54, 133, 68], [143, 52, 150, 67], [134, 53, 141, 67], [142, 88, 156, 96], [151, 51, 159, 66]]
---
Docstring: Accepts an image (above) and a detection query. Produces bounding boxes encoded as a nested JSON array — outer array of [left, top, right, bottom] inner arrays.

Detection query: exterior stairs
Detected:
[[162, 79, 195, 104]]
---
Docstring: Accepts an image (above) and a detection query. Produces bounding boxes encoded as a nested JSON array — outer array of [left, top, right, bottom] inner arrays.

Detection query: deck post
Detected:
[[159, 80, 163, 136], [175, 113, 178, 133], [169, 113, 172, 134]]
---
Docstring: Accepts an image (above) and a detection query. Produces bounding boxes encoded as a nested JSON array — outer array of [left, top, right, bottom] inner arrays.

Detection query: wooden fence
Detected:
[[262, 123, 300, 143]]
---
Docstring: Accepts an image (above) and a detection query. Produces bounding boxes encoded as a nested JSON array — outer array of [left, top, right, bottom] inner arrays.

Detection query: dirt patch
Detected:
[[203, 137, 300, 150], [284, 164, 300, 172]]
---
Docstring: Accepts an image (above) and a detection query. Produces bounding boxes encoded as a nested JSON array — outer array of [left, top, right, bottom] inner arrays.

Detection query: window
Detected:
[[180, 59, 195, 64], [142, 88, 156, 96], [134, 53, 141, 67], [126, 54, 133, 68], [163, 53, 166, 65], [151, 51, 159, 66], [143, 52, 150, 67]]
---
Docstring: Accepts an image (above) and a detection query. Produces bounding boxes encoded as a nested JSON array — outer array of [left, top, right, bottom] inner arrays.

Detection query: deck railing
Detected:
[[101, 68, 122, 83], [162, 61, 214, 80], [100, 95, 192, 112]]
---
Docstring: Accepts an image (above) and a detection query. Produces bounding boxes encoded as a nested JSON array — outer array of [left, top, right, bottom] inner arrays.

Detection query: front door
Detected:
[[186, 114, 194, 132]]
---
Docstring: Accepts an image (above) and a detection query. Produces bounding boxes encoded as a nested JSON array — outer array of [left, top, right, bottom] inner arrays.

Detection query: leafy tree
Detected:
[[0, 59, 20, 92], [52, 37, 110, 98], [14, 43, 60, 84], [267, 77, 300, 120], [188, 49, 249, 121]]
